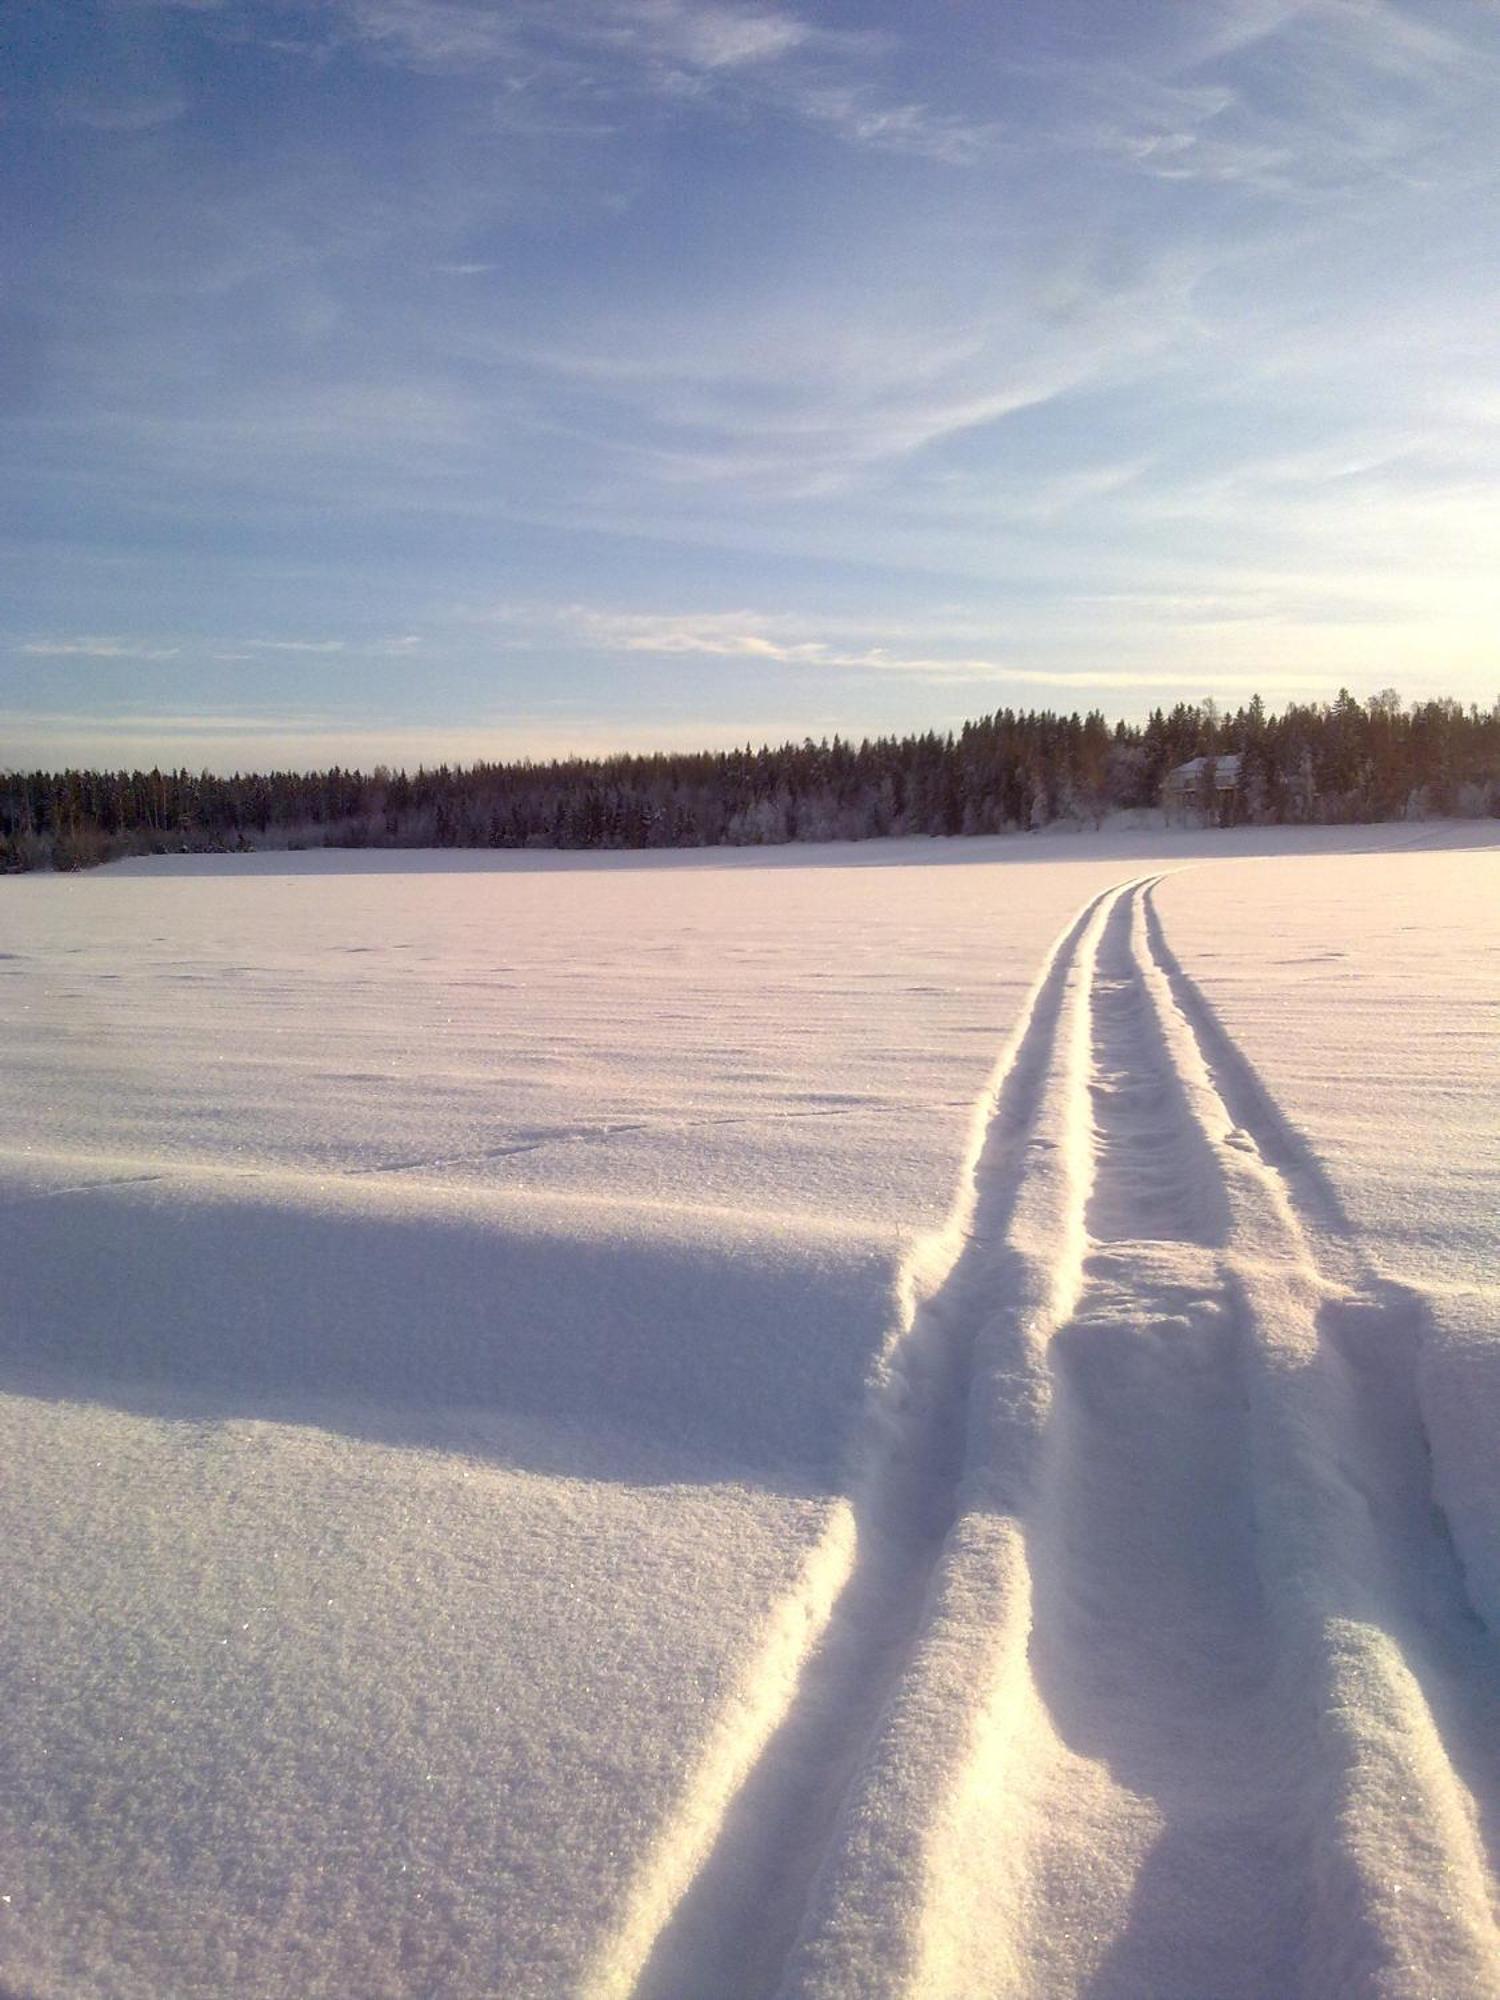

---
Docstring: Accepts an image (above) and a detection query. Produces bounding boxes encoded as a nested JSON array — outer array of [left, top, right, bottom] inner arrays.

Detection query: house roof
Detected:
[[1165, 753, 1242, 787]]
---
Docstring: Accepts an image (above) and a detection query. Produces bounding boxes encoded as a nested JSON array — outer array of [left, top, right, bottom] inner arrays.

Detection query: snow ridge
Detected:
[[599, 874, 1500, 1999]]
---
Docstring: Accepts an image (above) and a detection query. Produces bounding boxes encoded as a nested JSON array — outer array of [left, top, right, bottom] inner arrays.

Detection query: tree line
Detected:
[[3, 690, 1497, 872]]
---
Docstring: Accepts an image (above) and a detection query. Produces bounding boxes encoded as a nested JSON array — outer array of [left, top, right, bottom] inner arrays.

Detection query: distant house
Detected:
[[1162, 753, 1242, 823]]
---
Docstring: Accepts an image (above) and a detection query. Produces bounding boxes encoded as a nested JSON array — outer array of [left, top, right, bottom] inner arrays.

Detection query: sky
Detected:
[[4, 0, 1500, 773]]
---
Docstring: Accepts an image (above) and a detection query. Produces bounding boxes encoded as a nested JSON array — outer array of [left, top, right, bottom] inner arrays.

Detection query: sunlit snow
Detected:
[[2, 826, 1497, 1999]]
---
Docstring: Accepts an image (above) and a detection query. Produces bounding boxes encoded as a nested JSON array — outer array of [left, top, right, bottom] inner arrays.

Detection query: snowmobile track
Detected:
[[591, 876, 1500, 2000]]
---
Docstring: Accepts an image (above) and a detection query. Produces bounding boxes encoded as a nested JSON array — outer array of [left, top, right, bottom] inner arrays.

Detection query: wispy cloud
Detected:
[[475, 247, 1196, 503], [51, 90, 188, 132], [244, 638, 347, 655], [337, 0, 830, 75], [790, 86, 998, 166], [326, 0, 993, 163], [15, 633, 425, 663], [543, 605, 1342, 692], [0, 704, 897, 772], [1075, 0, 1500, 196], [19, 637, 183, 660]]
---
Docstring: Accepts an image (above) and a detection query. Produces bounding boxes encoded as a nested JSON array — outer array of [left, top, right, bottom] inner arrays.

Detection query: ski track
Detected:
[[589, 874, 1500, 2000]]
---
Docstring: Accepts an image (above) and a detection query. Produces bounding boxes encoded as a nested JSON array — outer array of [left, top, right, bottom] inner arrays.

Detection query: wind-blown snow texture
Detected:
[[1, 827, 1497, 1998]]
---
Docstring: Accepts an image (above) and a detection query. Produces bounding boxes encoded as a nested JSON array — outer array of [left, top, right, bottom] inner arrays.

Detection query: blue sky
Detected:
[[5, 0, 1499, 771]]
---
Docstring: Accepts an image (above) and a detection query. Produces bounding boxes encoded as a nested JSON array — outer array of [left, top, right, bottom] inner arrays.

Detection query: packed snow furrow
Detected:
[[839, 885, 1295, 2000], [943, 886, 1293, 1999], [591, 883, 1135, 2000], [1083, 891, 1230, 1250], [1136, 883, 1500, 1998]]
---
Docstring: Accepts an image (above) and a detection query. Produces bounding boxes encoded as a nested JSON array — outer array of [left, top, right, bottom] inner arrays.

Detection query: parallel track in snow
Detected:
[[591, 877, 1500, 2000]]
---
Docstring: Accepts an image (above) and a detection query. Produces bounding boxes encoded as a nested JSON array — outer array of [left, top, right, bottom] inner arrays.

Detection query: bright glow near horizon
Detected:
[[5, 0, 1500, 772]]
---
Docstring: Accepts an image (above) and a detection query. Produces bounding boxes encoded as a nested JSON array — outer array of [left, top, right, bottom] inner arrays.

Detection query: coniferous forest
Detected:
[[3, 691, 1497, 872]]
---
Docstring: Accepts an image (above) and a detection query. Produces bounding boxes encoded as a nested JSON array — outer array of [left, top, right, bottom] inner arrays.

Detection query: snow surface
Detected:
[[1, 824, 1497, 1998]]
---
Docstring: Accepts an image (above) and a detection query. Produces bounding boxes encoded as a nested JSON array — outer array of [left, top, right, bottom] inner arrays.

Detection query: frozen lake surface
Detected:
[[2, 825, 1498, 1998]]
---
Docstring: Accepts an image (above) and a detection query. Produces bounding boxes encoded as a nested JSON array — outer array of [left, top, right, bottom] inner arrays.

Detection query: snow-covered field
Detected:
[[2, 825, 1497, 1998]]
